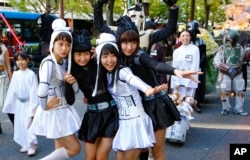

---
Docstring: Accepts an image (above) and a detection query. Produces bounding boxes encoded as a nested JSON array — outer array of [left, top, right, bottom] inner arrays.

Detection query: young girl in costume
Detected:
[[29, 19, 81, 160], [94, 13, 202, 159], [93, 33, 168, 160], [0, 42, 13, 133], [2, 51, 38, 156], [171, 30, 200, 100], [65, 29, 119, 160]]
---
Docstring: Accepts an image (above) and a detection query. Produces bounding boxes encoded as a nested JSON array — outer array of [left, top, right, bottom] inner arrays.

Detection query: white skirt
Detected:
[[112, 107, 156, 151], [29, 105, 81, 139]]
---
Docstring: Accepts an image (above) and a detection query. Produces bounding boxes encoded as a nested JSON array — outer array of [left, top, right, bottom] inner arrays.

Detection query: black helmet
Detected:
[[186, 20, 200, 34], [72, 29, 92, 52]]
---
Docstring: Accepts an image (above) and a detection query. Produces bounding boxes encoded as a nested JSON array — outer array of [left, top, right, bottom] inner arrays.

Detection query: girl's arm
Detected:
[[139, 51, 202, 83], [4, 50, 12, 79], [94, 0, 114, 34], [119, 67, 167, 96], [149, 5, 179, 45], [37, 60, 55, 110]]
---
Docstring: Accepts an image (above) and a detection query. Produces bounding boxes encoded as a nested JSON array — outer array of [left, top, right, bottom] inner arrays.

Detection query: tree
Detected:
[[9, 0, 92, 14], [9, 0, 231, 29]]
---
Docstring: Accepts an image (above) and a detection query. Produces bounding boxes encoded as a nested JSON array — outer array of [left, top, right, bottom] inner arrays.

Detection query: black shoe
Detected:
[[194, 106, 202, 113], [0, 123, 2, 134]]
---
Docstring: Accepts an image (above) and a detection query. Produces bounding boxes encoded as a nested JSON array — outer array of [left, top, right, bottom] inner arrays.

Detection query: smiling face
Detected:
[[179, 31, 191, 45], [119, 30, 139, 57], [101, 52, 117, 72], [16, 55, 29, 71], [73, 51, 91, 67]]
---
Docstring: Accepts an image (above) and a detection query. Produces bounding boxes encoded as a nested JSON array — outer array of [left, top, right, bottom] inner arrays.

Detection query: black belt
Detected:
[[87, 100, 116, 111]]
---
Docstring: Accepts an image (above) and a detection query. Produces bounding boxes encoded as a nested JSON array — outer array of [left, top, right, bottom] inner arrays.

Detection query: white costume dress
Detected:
[[2, 68, 38, 150], [0, 44, 10, 110], [29, 55, 81, 139], [108, 67, 155, 152], [171, 44, 200, 99]]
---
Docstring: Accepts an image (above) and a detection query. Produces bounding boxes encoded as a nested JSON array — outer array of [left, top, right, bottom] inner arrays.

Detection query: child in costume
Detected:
[[93, 33, 168, 160], [29, 19, 82, 160], [2, 51, 38, 156]]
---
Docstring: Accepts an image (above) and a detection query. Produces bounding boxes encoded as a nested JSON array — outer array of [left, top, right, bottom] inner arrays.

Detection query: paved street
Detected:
[[1, 69, 250, 160]]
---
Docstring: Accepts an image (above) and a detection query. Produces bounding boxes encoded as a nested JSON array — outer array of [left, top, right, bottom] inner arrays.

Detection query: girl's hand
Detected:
[[174, 70, 203, 83], [83, 97, 88, 104], [145, 83, 168, 96], [46, 96, 60, 110], [64, 73, 76, 84]]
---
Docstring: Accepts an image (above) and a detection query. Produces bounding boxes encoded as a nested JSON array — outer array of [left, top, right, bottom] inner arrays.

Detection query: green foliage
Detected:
[[8, 0, 230, 27]]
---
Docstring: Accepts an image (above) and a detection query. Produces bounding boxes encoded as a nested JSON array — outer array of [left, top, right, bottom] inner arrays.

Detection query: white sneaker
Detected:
[[20, 148, 27, 153], [27, 146, 37, 156]]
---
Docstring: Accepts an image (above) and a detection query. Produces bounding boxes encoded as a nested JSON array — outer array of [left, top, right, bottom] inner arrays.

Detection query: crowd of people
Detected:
[[0, 0, 250, 160]]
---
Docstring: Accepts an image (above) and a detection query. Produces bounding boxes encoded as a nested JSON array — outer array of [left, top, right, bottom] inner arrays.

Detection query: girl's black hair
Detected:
[[54, 32, 72, 44], [98, 43, 120, 89], [14, 50, 30, 61]]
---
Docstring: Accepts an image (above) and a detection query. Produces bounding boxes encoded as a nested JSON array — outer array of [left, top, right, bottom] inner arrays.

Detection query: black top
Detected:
[[65, 58, 113, 105]]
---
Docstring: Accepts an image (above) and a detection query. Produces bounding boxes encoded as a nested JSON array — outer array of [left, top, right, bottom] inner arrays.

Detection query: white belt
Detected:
[[52, 97, 68, 110], [17, 97, 29, 103], [118, 106, 145, 120]]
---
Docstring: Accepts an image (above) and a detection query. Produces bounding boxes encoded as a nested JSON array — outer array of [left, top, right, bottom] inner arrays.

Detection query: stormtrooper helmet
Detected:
[[126, 3, 145, 31]]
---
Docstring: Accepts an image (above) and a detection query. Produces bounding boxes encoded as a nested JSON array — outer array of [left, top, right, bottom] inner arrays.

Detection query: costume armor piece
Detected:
[[213, 29, 248, 116], [126, 4, 145, 31]]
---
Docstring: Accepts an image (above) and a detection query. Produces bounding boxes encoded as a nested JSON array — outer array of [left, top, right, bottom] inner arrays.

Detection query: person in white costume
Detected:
[[2, 51, 38, 156], [93, 33, 168, 160], [29, 19, 82, 160], [213, 29, 248, 116], [0, 42, 12, 133], [171, 30, 200, 101]]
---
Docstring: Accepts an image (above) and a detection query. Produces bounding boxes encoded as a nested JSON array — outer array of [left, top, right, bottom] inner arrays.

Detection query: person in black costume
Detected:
[[65, 29, 118, 160], [94, 1, 202, 159], [186, 20, 206, 113], [30, 14, 55, 63]]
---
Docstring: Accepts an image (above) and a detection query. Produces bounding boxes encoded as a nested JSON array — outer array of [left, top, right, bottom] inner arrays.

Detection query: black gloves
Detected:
[[163, 0, 177, 7]]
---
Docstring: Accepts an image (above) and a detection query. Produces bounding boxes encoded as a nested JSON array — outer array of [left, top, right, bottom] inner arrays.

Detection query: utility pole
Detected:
[[59, 0, 64, 19]]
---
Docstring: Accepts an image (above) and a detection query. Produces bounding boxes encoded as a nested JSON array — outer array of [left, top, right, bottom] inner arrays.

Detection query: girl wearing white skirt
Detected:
[[29, 19, 81, 160], [93, 33, 167, 160]]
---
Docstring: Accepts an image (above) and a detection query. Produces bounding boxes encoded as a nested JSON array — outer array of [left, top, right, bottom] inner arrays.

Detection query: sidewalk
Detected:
[[1, 73, 250, 160], [165, 81, 250, 160]]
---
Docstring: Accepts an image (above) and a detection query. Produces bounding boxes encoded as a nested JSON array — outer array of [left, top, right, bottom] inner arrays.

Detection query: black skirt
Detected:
[[143, 93, 181, 131], [78, 105, 119, 143]]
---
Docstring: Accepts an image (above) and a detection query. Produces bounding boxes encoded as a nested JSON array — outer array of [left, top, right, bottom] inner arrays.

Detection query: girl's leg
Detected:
[[40, 134, 80, 160], [55, 134, 81, 157], [39, 147, 69, 160], [96, 137, 113, 160], [152, 128, 166, 160], [84, 139, 98, 160], [116, 149, 141, 160]]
